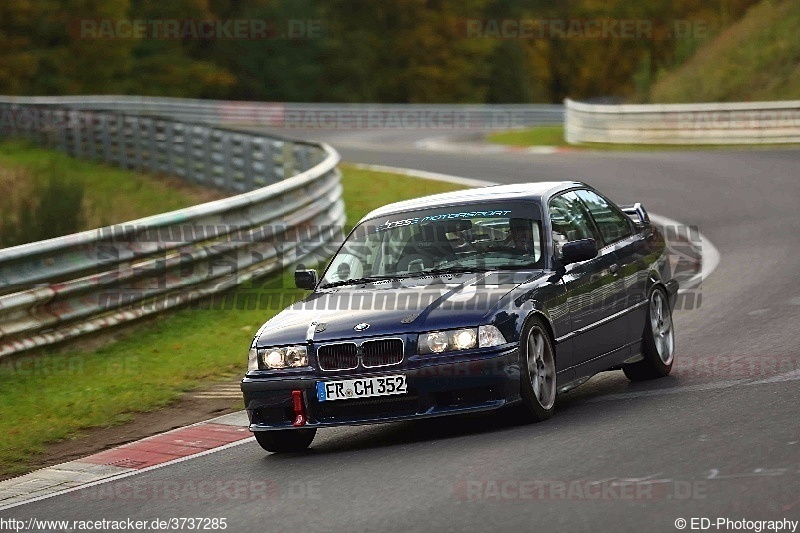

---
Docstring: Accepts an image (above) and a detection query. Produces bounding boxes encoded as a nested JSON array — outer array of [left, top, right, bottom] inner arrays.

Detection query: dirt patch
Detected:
[[0, 385, 246, 482]]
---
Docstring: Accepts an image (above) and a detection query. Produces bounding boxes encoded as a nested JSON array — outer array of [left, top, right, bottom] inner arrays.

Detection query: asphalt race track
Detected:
[[3, 129, 799, 532]]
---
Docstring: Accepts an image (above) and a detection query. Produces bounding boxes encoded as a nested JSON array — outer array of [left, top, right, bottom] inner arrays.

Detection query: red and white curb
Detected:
[[0, 411, 251, 511]]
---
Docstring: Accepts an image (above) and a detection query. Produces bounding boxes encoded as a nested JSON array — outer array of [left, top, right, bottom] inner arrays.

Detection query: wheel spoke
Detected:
[[527, 337, 538, 374], [661, 314, 672, 334], [525, 327, 556, 409], [656, 335, 665, 355], [531, 368, 541, 397]]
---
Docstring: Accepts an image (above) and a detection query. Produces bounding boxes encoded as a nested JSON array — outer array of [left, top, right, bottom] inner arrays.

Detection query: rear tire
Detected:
[[518, 318, 557, 422], [254, 428, 316, 453], [624, 287, 675, 381]]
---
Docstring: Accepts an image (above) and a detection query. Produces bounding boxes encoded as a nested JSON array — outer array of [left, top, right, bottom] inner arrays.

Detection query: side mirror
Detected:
[[294, 269, 318, 290], [561, 239, 598, 265], [620, 202, 650, 225]]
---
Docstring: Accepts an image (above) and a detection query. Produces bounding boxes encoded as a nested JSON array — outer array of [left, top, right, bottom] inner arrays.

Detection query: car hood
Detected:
[[253, 271, 543, 347]]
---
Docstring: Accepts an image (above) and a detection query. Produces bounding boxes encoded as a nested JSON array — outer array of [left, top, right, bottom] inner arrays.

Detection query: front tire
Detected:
[[518, 319, 557, 422], [254, 428, 316, 453], [624, 287, 675, 381]]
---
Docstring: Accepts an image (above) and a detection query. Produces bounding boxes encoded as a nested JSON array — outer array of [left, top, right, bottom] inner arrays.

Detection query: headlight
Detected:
[[418, 326, 507, 355], [285, 346, 308, 367], [478, 325, 506, 347], [265, 349, 285, 368], [249, 345, 308, 370], [426, 331, 450, 353], [418, 328, 476, 354], [453, 328, 477, 350]]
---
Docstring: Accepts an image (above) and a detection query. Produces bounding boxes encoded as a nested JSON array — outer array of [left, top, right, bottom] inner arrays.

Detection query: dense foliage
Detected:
[[0, 0, 760, 102]]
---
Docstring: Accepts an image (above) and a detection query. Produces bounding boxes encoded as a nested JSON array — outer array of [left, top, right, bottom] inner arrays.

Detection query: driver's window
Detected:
[[548, 191, 600, 255], [574, 189, 633, 245]]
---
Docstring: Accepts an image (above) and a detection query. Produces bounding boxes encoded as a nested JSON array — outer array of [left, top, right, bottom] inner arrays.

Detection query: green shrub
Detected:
[[0, 171, 85, 248]]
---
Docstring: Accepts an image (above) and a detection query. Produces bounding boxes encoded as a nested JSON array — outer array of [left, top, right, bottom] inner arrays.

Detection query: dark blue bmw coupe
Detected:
[[241, 182, 678, 452]]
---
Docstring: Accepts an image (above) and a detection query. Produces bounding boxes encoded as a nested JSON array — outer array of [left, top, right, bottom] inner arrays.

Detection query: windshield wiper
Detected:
[[492, 263, 541, 271], [320, 266, 498, 288], [320, 275, 404, 289], [410, 266, 491, 277]]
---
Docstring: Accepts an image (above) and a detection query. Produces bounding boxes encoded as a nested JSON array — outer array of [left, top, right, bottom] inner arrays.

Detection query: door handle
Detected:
[[609, 264, 620, 275]]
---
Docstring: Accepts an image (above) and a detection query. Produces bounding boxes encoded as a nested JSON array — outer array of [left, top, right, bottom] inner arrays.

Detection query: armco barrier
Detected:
[[565, 98, 800, 144], [1, 96, 564, 129], [0, 103, 344, 358]]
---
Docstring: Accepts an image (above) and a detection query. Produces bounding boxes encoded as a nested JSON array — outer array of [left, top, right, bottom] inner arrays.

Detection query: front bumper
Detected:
[[242, 345, 520, 431]]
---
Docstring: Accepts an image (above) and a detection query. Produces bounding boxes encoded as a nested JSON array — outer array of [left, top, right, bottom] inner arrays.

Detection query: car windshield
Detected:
[[320, 204, 543, 287]]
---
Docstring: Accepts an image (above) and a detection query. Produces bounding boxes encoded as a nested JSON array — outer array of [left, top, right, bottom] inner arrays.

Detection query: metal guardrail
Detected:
[[565, 98, 800, 144], [0, 103, 344, 358], [1, 96, 564, 129], [0, 105, 324, 187]]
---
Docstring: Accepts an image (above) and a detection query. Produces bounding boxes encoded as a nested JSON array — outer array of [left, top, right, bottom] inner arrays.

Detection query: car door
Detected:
[[574, 189, 648, 344], [549, 191, 627, 367]]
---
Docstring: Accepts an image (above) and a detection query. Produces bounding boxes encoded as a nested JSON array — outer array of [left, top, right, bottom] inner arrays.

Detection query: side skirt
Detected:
[[556, 339, 642, 394]]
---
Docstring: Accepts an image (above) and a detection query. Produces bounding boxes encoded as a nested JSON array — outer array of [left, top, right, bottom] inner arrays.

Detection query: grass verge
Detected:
[[486, 125, 800, 151], [0, 161, 466, 477], [487, 126, 568, 148], [0, 139, 224, 247]]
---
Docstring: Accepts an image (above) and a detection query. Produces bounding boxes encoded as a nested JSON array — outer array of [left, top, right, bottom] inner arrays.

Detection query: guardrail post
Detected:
[[85, 111, 98, 161], [221, 131, 233, 190], [182, 123, 193, 181], [199, 126, 212, 186], [100, 113, 112, 162], [268, 140, 283, 182], [119, 116, 130, 169], [162, 120, 174, 176], [242, 136, 255, 191], [71, 110, 85, 159], [145, 117, 157, 173], [57, 109, 69, 153], [132, 116, 144, 171]]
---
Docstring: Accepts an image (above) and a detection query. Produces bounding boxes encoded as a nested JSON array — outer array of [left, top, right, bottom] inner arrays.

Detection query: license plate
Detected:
[[316, 375, 407, 402]]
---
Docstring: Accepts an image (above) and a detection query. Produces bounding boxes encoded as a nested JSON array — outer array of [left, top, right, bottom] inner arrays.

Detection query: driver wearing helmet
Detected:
[[505, 218, 535, 254]]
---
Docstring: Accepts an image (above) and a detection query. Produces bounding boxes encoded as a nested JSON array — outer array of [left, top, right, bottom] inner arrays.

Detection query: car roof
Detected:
[[362, 181, 586, 221]]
